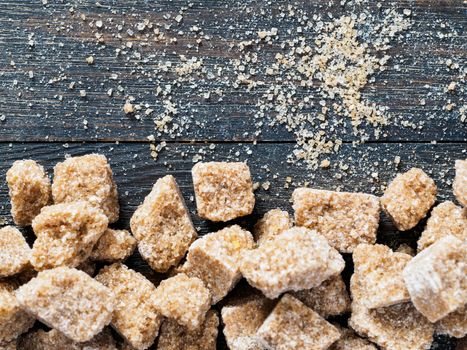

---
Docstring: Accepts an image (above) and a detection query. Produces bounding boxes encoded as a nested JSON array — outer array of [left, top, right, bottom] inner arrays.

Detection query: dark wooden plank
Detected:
[[0, 0, 465, 142]]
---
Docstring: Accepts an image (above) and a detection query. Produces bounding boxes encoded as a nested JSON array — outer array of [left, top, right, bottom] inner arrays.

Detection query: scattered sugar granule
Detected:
[[221, 294, 275, 350], [6, 160, 51, 226], [381, 168, 437, 231], [240, 227, 344, 299], [31, 201, 108, 270], [157, 310, 219, 350], [90, 229, 136, 262], [16, 267, 114, 342], [130, 175, 197, 272], [153, 273, 211, 331], [253, 208, 292, 245], [292, 188, 380, 253], [123, 102, 134, 114], [329, 324, 377, 350], [436, 304, 466, 339], [0, 226, 31, 278], [417, 201, 466, 252], [192, 162, 255, 222], [257, 294, 340, 350], [352, 244, 411, 309], [403, 235, 467, 323], [454, 159, 467, 207], [291, 274, 350, 318], [95, 263, 162, 350], [0, 280, 35, 345], [183, 225, 254, 304], [52, 154, 119, 223]]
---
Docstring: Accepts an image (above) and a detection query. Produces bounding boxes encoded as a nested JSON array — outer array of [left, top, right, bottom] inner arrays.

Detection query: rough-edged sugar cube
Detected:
[[436, 304, 467, 339], [153, 274, 211, 331], [95, 263, 162, 350], [183, 225, 254, 304], [31, 201, 108, 270], [16, 267, 114, 342], [403, 235, 467, 323], [257, 294, 340, 350], [52, 154, 119, 223], [454, 159, 467, 207], [417, 201, 466, 252], [90, 229, 136, 262], [329, 325, 377, 350], [0, 281, 35, 345], [0, 340, 16, 350], [381, 168, 437, 231], [6, 160, 51, 227], [253, 208, 292, 245], [349, 302, 433, 350], [240, 227, 345, 299], [352, 244, 411, 309], [192, 162, 255, 222], [291, 274, 350, 318], [0, 226, 31, 278], [130, 175, 197, 273], [292, 188, 380, 253], [157, 310, 219, 350]]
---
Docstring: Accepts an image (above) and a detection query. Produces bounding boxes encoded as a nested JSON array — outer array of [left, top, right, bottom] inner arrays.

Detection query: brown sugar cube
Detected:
[[192, 162, 255, 222], [221, 294, 275, 350], [157, 310, 219, 350], [257, 294, 340, 350], [291, 274, 350, 318], [0, 281, 35, 345], [454, 159, 467, 207], [130, 175, 197, 273], [417, 201, 466, 252], [6, 160, 51, 227], [153, 274, 211, 331], [292, 188, 380, 252], [95, 263, 162, 350], [31, 201, 108, 270], [349, 302, 434, 350], [329, 325, 377, 350], [253, 208, 292, 245], [52, 154, 119, 223], [240, 227, 345, 299], [381, 168, 437, 231], [403, 235, 467, 322], [90, 229, 136, 262], [183, 225, 255, 304], [0, 340, 16, 350], [436, 305, 467, 339], [0, 226, 31, 278], [16, 267, 114, 342], [352, 244, 411, 309]]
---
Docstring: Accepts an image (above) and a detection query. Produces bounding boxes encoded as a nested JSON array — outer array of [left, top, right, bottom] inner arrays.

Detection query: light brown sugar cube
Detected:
[[454, 159, 467, 207], [291, 274, 350, 317], [329, 325, 377, 350], [31, 201, 108, 270], [95, 263, 162, 350], [157, 310, 219, 350], [0, 281, 35, 345], [6, 160, 51, 227], [192, 162, 255, 222], [257, 294, 340, 350], [183, 225, 255, 303], [417, 201, 466, 252], [253, 208, 292, 245], [0, 226, 31, 278], [52, 154, 119, 223], [403, 235, 467, 322], [381, 168, 437, 231], [436, 305, 467, 339], [16, 267, 114, 342], [240, 227, 345, 299], [153, 274, 211, 331], [352, 244, 411, 309], [221, 294, 276, 350], [130, 175, 197, 273], [90, 229, 136, 262], [292, 188, 380, 252]]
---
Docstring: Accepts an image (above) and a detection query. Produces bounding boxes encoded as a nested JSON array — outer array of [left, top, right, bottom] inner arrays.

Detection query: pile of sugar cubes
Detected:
[[0, 154, 466, 350]]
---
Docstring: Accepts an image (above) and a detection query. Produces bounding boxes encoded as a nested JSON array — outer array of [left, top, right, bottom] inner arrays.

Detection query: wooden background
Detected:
[[0, 0, 466, 349]]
